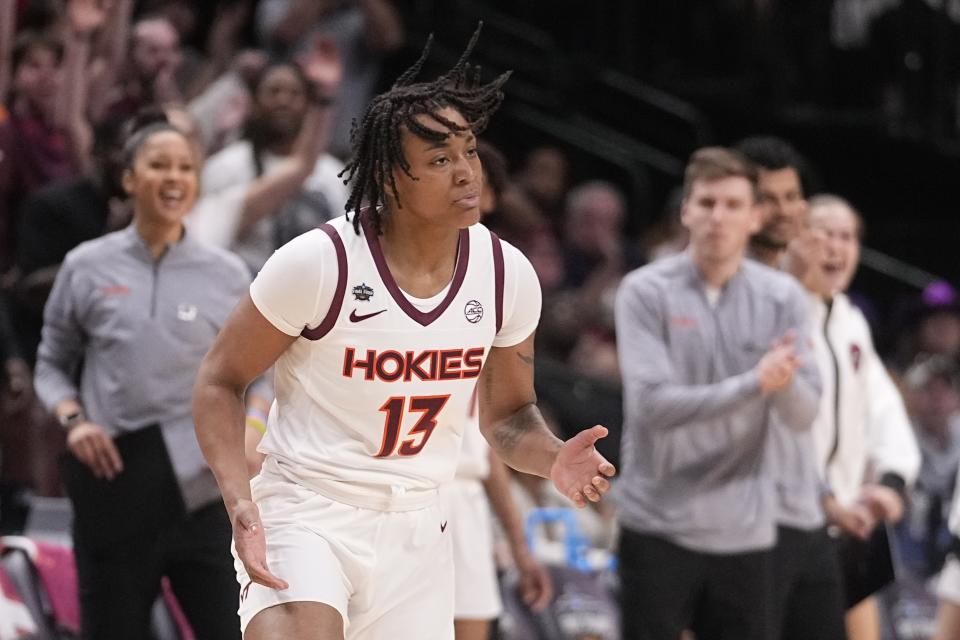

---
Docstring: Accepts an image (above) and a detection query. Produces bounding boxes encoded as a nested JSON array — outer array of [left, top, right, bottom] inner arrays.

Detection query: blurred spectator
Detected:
[[793, 194, 920, 640], [255, 0, 404, 159], [614, 147, 819, 640], [144, 0, 251, 102], [0, 286, 36, 531], [562, 180, 643, 292], [892, 281, 960, 371], [555, 181, 642, 380], [477, 140, 509, 221], [908, 355, 960, 505], [34, 117, 253, 639], [92, 13, 183, 122], [524, 229, 565, 296], [189, 47, 346, 273], [897, 355, 960, 577], [739, 135, 849, 640], [915, 282, 960, 357], [187, 48, 267, 155], [12, 116, 128, 367], [640, 187, 687, 262], [4, 101, 132, 528], [485, 185, 548, 252], [567, 329, 620, 385], [0, 31, 72, 271], [477, 140, 560, 291], [516, 146, 569, 223], [0, 292, 29, 411], [735, 135, 810, 271], [934, 432, 960, 639]]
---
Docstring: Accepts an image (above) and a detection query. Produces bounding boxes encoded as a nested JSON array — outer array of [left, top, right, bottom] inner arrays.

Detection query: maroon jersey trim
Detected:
[[491, 232, 505, 333], [301, 223, 348, 340], [361, 212, 470, 327]]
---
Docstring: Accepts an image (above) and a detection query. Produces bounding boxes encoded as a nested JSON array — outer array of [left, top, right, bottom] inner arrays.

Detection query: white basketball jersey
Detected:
[[250, 213, 540, 497]]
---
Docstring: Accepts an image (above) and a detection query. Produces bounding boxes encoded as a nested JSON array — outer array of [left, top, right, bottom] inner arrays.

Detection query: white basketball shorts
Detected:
[[234, 460, 454, 639], [439, 478, 502, 620]]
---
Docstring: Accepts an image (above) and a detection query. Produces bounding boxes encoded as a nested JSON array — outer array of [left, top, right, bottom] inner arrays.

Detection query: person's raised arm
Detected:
[[86, 0, 133, 123], [0, 0, 15, 105], [58, 0, 111, 174], [235, 38, 341, 237], [265, 0, 326, 49], [183, 1, 250, 101]]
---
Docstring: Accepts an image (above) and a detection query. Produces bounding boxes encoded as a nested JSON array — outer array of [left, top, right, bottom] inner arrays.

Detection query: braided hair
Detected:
[[339, 24, 511, 235]]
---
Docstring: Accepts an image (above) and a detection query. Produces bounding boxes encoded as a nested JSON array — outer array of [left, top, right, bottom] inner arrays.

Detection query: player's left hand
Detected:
[[515, 551, 553, 613], [550, 425, 616, 508], [233, 499, 288, 591]]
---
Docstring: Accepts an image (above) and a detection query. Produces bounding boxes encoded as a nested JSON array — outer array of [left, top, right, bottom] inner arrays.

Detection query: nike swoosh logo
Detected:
[[349, 309, 387, 323], [440, 520, 448, 533]]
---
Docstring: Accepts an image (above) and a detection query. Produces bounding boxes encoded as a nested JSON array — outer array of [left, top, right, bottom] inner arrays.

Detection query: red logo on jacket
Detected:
[[850, 344, 862, 371]]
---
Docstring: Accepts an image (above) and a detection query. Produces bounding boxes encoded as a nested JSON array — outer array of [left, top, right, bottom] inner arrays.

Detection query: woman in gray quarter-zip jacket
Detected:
[[34, 115, 257, 640]]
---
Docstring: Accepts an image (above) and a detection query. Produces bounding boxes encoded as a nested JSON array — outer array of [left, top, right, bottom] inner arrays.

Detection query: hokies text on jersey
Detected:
[[342, 347, 485, 382]]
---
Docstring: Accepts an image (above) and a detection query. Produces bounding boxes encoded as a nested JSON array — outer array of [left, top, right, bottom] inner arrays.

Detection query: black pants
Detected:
[[618, 527, 774, 640], [772, 526, 847, 640], [74, 500, 239, 640], [62, 426, 239, 638]]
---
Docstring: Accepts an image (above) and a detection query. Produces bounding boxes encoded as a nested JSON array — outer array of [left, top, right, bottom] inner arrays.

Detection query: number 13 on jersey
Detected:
[[375, 395, 451, 457]]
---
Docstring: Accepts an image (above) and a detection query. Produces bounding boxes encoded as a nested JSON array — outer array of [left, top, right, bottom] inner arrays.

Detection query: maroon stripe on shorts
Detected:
[[301, 223, 347, 340]]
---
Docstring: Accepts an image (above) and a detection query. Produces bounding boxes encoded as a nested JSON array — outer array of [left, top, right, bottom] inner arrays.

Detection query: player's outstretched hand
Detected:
[[233, 499, 289, 590], [550, 425, 616, 508]]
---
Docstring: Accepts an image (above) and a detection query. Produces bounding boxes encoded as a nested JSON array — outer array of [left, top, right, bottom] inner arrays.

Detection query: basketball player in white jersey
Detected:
[[192, 27, 615, 640]]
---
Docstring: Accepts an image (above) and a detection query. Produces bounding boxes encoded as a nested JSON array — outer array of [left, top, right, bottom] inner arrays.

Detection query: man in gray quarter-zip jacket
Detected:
[[614, 147, 821, 640], [34, 224, 262, 639], [738, 136, 847, 640]]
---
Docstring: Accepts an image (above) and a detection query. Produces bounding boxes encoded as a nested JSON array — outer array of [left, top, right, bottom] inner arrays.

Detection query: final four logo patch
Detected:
[[464, 300, 483, 323], [352, 283, 374, 301]]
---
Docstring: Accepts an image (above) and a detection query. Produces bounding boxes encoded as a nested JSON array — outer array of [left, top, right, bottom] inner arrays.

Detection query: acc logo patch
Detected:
[[464, 300, 483, 324]]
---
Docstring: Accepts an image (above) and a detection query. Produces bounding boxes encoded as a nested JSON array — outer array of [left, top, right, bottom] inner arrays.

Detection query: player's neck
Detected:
[[379, 217, 462, 298]]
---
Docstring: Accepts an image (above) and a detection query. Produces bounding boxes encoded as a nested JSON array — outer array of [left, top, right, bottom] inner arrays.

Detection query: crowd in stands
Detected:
[[1, 1, 960, 639]]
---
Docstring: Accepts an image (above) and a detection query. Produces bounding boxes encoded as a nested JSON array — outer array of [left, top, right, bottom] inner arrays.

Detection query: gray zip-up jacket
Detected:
[[614, 252, 821, 553], [35, 225, 251, 510]]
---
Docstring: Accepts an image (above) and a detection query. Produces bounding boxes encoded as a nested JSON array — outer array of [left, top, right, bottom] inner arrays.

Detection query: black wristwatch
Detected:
[[58, 409, 86, 430]]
